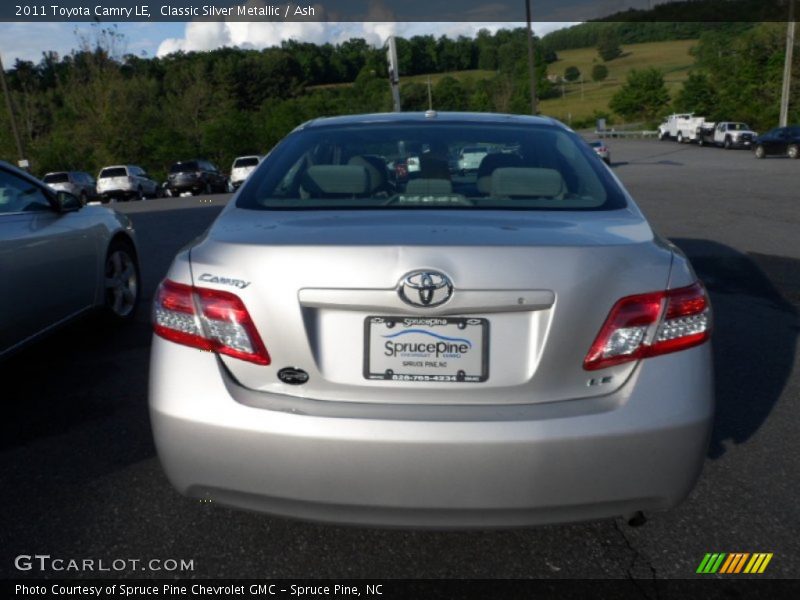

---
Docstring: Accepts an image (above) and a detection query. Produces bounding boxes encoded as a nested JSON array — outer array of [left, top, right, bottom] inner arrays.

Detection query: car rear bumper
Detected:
[[149, 338, 714, 528]]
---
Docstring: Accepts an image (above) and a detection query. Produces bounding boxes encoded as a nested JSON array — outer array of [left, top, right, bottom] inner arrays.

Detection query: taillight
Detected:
[[583, 282, 711, 371], [153, 279, 270, 365]]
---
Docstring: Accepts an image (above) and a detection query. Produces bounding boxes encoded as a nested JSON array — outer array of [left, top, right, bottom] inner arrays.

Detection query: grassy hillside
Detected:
[[540, 39, 697, 124], [307, 39, 697, 123]]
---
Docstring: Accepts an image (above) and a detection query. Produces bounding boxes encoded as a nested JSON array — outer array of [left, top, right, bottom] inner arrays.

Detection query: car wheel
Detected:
[[136, 186, 145, 200], [697, 137, 704, 147], [103, 239, 140, 322], [204, 182, 212, 196], [79, 192, 88, 205], [659, 131, 667, 141], [677, 132, 684, 143], [788, 144, 799, 159], [754, 145, 766, 159]]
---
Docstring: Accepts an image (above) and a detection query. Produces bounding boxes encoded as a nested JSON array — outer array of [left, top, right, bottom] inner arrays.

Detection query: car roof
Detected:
[[296, 111, 563, 131], [0, 161, 47, 186]]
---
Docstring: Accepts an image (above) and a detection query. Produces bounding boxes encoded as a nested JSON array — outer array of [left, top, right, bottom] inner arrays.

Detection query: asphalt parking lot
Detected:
[[1, 138, 798, 580]]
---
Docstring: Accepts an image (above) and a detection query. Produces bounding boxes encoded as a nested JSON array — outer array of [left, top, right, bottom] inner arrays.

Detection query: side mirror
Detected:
[[55, 190, 83, 212]]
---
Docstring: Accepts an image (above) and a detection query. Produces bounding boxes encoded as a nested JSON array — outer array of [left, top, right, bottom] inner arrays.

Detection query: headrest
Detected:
[[348, 156, 386, 192], [301, 165, 370, 196], [405, 178, 453, 195], [476, 153, 524, 193], [490, 168, 565, 198]]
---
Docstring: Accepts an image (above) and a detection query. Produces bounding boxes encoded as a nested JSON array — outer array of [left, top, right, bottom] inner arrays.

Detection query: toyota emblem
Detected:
[[398, 270, 453, 307]]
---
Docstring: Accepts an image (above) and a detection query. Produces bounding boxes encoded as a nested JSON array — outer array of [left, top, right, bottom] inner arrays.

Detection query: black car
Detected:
[[166, 160, 228, 196], [753, 126, 800, 159]]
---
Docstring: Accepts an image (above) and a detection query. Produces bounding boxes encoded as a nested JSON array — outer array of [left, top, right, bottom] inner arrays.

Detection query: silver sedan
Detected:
[[0, 162, 140, 358], [150, 112, 713, 528]]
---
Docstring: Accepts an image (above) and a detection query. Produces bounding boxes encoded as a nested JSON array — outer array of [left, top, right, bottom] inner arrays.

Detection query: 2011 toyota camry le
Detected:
[[149, 112, 713, 528]]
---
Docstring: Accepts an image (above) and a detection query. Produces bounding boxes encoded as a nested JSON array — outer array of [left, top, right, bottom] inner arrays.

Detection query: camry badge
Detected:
[[398, 270, 453, 308]]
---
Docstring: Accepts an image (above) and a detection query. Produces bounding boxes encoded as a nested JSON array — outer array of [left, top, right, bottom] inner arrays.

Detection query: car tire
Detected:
[[659, 131, 667, 141], [788, 144, 799, 159], [79, 192, 88, 205], [697, 137, 704, 147], [755, 145, 766, 159], [102, 238, 140, 323], [136, 186, 145, 201], [204, 182, 212, 196], [724, 137, 732, 150], [677, 132, 684, 144]]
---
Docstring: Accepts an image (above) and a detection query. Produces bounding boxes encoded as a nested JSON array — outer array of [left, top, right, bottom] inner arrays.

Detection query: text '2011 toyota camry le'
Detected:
[[149, 112, 713, 528]]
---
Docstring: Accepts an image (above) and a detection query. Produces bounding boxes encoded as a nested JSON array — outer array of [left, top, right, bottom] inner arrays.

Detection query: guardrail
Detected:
[[595, 130, 659, 138]]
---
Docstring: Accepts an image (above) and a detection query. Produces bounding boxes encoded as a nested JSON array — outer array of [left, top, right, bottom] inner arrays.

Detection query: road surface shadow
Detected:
[[671, 238, 799, 459], [0, 204, 225, 458]]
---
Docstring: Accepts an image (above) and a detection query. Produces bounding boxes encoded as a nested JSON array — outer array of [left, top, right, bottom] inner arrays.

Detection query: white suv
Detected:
[[230, 156, 263, 190], [96, 165, 159, 201]]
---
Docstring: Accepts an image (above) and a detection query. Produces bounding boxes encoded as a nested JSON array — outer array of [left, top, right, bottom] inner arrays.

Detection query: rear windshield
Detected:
[[99, 167, 127, 178], [43, 173, 69, 183], [237, 122, 628, 211], [170, 161, 198, 173], [234, 157, 260, 168]]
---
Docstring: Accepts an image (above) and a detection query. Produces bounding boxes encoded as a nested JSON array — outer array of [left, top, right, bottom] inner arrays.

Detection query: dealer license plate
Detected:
[[364, 316, 488, 383]]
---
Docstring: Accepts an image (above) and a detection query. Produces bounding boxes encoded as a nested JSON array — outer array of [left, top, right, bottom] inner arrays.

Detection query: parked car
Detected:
[[457, 145, 490, 174], [230, 155, 263, 190], [150, 112, 713, 528], [753, 126, 800, 159], [697, 122, 757, 149], [588, 140, 611, 164], [0, 161, 140, 359], [96, 165, 160, 202], [166, 160, 228, 196], [42, 171, 100, 205]]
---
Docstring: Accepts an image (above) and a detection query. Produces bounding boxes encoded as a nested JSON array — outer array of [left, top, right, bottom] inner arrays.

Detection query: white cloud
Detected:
[[155, 21, 576, 57]]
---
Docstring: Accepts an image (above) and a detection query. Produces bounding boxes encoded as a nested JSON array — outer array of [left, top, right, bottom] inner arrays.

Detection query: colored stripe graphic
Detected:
[[698, 553, 773, 574]]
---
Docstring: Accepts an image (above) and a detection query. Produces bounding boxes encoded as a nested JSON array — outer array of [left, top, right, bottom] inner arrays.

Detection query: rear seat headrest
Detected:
[[476, 154, 524, 194], [490, 167, 565, 198], [301, 165, 370, 196], [405, 178, 453, 195]]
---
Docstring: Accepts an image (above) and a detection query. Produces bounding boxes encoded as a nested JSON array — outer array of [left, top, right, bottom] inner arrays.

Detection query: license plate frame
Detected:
[[363, 316, 489, 383]]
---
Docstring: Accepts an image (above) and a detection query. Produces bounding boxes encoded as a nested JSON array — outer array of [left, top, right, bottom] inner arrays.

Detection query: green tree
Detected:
[[434, 76, 467, 110], [673, 72, 719, 116], [564, 66, 581, 82], [591, 64, 609, 82], [609, 68, 670, 122], [597, 30, 623, 62]]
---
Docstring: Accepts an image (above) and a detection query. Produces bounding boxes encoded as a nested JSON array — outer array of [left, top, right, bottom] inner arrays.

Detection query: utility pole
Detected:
[[427, 75, 433, 110], [525, 0, 538, 115], [0, 52, 25, 165], [779, 0, 796, 127], [385, 36, 401, 112]]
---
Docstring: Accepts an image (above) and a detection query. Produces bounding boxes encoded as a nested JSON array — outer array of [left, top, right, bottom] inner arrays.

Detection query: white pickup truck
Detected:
[[658, 113, 708, 143], [696, 122, 758, 149]]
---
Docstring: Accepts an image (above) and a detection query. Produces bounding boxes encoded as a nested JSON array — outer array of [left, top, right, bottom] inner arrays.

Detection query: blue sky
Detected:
[[0, 21, 575, 65]]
